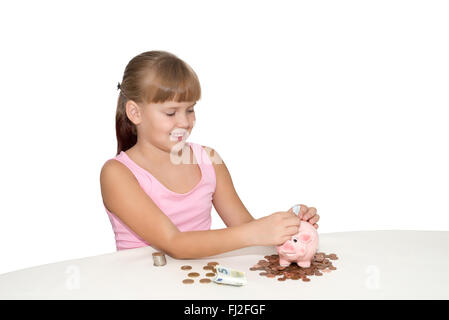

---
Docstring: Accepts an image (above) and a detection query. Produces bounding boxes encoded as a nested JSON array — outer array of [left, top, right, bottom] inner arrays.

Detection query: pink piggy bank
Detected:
[[277, 220, 319, 268]]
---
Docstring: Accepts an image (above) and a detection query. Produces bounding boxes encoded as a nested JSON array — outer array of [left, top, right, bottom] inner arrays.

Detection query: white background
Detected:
[[0, 0, 448, 276]]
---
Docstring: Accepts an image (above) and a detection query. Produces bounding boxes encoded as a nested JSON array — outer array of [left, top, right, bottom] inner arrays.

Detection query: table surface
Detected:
[[1, 230, 448, 300]]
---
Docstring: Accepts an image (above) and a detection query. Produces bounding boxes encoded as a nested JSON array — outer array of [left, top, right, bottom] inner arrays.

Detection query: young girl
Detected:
[[100, 50, 320, 259]]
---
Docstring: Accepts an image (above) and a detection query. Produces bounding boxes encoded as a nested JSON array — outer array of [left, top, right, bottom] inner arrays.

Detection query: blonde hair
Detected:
[[115, 50, 201, 155]]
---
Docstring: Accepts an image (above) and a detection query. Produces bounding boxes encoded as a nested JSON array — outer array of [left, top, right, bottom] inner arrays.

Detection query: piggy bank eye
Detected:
[[293, 238, 298, 243]]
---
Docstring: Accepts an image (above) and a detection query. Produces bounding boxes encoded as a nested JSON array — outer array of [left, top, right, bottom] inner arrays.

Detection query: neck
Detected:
[[133, 139, 188, 166]]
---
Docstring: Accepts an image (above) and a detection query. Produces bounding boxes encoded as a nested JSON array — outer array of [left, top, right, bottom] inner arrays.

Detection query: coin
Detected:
[[182, 279, 194, 284], [248, 251, 339, 283], [199, 278, 212, 283], [205, 272, 216, 277], [181, 265, 192, 270], [207, 262, 219, 266], [203, 266, 214, 270], [314, 253, 325, 262], [278, 277, 287, 281], [188, 272, 200, 277]]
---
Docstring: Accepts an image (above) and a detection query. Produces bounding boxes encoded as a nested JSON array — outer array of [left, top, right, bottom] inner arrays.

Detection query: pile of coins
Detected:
[[181, 261, 219, 284], [249, 252, 338, 282]]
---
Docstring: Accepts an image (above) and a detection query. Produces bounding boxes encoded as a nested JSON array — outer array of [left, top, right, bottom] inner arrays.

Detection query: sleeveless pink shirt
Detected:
[[104, 141, 216, 251]]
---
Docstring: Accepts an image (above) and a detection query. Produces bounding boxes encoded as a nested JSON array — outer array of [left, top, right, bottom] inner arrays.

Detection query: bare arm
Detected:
[[202, 146, 255, 227], [100, 159, 258, 259]]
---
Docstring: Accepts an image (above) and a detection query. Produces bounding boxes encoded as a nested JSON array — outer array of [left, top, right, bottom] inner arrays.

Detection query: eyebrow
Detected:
[[165, 102, 196, 110]]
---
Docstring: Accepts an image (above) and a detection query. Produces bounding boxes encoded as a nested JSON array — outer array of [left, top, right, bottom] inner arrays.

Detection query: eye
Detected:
[[293, 238, 298, 243], [165, 109, 194, 117]]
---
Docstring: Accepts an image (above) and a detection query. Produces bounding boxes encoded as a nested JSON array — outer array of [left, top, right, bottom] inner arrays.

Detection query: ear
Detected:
[[299, 234, 312, 243], [125, 101, 143, 125]]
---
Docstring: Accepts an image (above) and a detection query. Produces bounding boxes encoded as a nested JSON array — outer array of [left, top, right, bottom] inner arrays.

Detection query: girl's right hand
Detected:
[[248, 207, 301, 246]]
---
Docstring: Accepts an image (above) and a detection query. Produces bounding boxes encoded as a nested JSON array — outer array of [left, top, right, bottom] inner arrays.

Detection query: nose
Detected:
[[175, 112, 190, 129], [282, 241, 295, 252]]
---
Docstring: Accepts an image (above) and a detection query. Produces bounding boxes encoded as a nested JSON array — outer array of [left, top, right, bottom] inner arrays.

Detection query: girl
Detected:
[[100, 50, 320, 259]]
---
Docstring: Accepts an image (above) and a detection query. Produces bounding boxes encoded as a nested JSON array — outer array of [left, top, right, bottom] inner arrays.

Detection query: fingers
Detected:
[[284, 216, 301, 227], [302, 207, 317, 221], [285, 225, 300, 236], [308, 214, 320, 225], [313, 223, 319, 229], [297, 204, 308, 219]]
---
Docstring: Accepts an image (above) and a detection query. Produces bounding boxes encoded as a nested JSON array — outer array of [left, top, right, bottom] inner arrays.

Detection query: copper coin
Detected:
[[329, 266, 337, 270], [207, 262, 219, 266], [188, 272, 200, 277], [182, 279, 194, 284], [181, 265, 192, 270], [302, 277, 310, 282], [266, 274, 275, 278], [205, 272, 216, 277], [278, 277, 287, 281], [315, 271, 323, 276], [203, 266, 214, 270], [200, 278, 211, 283], [259, 272, 268, 276]]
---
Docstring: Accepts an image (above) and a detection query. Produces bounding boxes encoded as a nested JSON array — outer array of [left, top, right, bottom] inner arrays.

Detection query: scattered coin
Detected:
[[205, 273, 216, 277], [199, 278, 212, 283], [207, 262, 219, 266], [182, 279, 194, 284], [314, 253, 325, 262], [278, 277, 287, 281], [181, 265, 192, 270], [188, 272, 200, 278], [203, 266, 214, 270], [302, 277, 311, 282]]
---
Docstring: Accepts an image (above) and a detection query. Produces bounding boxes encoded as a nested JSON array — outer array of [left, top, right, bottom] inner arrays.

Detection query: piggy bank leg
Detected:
[[279, 258, 291, 267], [297, 261, 311, 268]]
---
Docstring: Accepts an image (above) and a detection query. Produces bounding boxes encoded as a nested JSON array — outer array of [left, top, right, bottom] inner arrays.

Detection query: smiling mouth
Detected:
[[170, 133, 186, 141]]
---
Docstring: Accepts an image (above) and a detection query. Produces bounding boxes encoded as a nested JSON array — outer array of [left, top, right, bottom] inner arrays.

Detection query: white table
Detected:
[[1, 231, 448, 300]]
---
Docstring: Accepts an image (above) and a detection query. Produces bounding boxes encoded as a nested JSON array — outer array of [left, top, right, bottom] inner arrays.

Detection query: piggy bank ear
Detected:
[[299, 234, 312, 243]]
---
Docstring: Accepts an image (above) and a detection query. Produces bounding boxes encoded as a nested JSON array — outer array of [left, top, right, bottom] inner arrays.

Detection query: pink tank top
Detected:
[[104, 141, 216, 251]]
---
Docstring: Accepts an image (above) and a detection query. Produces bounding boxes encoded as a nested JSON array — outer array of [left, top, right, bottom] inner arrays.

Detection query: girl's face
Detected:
[[137, 100, 197, 152]]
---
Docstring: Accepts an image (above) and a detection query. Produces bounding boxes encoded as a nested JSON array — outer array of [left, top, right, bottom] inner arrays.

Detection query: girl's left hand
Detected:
[[297, 204, 319, 229]]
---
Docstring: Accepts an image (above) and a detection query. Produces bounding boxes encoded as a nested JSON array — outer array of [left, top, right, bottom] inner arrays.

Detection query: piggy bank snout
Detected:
[[280, 241, 295, 252]]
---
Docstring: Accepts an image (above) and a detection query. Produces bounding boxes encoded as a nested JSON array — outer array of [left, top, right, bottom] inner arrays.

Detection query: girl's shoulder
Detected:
[[199, 144, 223, 166]]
